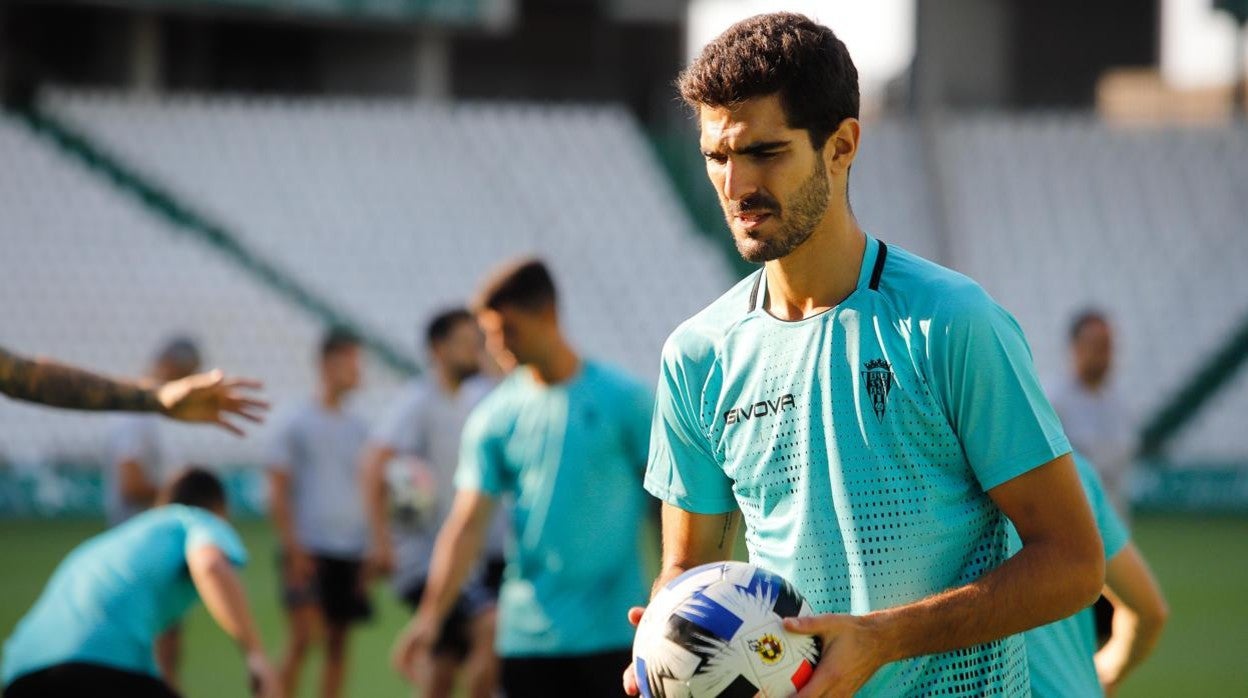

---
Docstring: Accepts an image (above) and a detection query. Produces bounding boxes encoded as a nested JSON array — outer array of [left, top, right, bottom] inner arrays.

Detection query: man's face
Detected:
[[476, 305, 549, 368], [1072, 320, 1114, 386], [433, 319, 483, 380], [699, 94, 831, 263], [322, 345, 363, 393]]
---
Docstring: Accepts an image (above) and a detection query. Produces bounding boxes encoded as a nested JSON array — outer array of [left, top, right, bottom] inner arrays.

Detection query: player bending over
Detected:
[[1, 468, 276, 698]]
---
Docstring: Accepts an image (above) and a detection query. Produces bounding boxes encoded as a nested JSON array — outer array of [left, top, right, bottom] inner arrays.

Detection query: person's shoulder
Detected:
[[583, 360, 649, 396], [465, 372, 525, 429], [876, 243, 994, 318], [663, 271, 763, 367]]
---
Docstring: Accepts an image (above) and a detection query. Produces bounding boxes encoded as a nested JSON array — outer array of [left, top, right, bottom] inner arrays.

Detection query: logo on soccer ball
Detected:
[[861, 358, 894, 422], [748, 634, 784, 665]]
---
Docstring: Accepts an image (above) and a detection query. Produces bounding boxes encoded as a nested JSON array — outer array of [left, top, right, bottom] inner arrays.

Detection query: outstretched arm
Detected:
[[0, 345, 163, 412], [187, 544, 277, 697], [0, 346, 268, 434], [391, 488, 497, 684], [1095, 542, 1168, 695]]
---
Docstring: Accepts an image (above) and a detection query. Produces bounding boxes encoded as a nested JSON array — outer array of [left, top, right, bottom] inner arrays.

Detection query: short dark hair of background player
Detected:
[[472, 258, 558, 313]]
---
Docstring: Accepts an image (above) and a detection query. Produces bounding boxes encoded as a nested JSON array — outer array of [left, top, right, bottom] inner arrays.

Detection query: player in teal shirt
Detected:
[[2, 469, 275, 698], [628, 13, 1105, 698], [393, 259, 653, 697], [1018, 453, 1168, 697]]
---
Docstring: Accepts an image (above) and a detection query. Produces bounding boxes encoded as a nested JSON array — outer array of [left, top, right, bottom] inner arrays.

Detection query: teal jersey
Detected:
[[455, 360, 653, 657], [1014, 452, 1129, 697], [646, 237, 1071, 696], [2, 505, 247, 684]]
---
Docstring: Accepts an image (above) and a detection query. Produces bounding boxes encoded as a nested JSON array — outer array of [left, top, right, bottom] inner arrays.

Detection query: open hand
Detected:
[[157, 369, 268, 436], [391, 610, 441, 685]]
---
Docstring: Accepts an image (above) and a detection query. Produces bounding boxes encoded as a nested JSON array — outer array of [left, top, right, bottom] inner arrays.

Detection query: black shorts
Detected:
[[482, 554, 506, 597], [501, 648, 632, 698], [4, 662, 181, 698], [401, 579, 487, 661], [279, 551, 373, 625]]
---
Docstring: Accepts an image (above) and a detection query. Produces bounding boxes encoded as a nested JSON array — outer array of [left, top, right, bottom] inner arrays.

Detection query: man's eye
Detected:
[[703, 153, 727, 164], [752, 151, 778, 161]]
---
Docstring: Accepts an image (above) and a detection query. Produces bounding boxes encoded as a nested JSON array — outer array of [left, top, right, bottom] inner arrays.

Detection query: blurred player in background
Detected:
[[107, 337, 202, 525], [267, 328, 371, 698], [1049, 309, 1136, 522], [391, 259, 654, 698], [1019, 452, 1167, 697], [631, 13, 1103, 696], [0, 344, 267, 432], [1, 468, 276, 698], [360, 308, 503, 698], [106, 337, 202, 690]]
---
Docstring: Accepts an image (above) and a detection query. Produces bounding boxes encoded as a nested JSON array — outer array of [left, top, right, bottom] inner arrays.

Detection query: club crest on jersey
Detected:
[[748, 634, 784, 665], [862, 358, 894, 422]]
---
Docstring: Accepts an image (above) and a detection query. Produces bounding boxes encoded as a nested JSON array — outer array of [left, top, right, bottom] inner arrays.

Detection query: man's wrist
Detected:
[[859, 608, 906, 667]]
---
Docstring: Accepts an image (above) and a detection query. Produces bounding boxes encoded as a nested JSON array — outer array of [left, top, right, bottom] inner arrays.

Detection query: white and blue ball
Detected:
[[632, 561, 821, 698]]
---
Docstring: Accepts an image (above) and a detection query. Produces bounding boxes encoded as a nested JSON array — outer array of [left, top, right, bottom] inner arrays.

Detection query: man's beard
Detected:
[[729, 157, 830, 264]]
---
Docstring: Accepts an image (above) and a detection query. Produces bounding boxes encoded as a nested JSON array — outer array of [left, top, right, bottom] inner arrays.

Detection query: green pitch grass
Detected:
[[0, 514, 1244, 697]]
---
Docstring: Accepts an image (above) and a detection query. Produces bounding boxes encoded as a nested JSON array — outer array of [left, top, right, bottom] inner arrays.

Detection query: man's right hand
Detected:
[[246, 650, 278, 698], [622, 606, 646, 696], [285, 548, 315, 587], [367, 539, 396, 579]]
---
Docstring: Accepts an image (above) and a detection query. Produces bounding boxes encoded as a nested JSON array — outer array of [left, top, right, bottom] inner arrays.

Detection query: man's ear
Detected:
[[825, 117, 861, 174]]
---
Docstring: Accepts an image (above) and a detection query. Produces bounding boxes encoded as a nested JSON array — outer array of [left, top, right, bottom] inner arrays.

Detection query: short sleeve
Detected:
[[1073, 453, 1130, 559], [370, 391, 425, 456], [453, 405, 508, 497], [265, 412, 298, 473], [928, 289, 1071, 491], [182, 507, 249, 567], [644, 333, 736, 514]]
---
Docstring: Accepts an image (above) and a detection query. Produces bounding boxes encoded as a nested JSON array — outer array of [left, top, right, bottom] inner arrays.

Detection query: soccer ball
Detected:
[[633, 561, 821, 698]]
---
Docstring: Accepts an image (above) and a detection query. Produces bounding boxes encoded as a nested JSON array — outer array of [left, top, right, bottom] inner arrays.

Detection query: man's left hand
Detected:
[[783, 613, 891, 698]]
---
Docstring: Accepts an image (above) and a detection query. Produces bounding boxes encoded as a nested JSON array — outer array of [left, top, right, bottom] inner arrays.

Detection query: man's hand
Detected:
[[391, 608, 442, 685], [621, 606, 645, 695], [157, 369, 268, 435], [783, 613, 890, 698], [246, 650, 278, 698], [366, 538, 396, 580], [285, 547, 315, 588]]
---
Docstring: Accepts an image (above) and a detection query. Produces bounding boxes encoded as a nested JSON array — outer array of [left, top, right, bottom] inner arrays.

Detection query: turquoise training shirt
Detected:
[[1015, 452, 1129, 697], [455, 359, 653, 657], [2, 505, 247, 685], [645, 236, 1071, 696]]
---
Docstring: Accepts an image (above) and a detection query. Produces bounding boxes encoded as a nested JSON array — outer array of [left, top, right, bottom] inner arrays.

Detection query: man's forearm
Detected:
[[188, 547, 264, 655], [0, 347, 162, 412], [865, 539, 1104, 664], [420, 509, 489, 623], [360, 447, 393, 549]]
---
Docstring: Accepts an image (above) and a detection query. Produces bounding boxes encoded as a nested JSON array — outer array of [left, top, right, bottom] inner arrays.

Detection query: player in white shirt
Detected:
[[361, 309, 504, 698]]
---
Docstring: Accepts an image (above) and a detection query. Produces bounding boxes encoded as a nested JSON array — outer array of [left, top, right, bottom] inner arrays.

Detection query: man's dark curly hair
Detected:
[[678, 12, 860, 149]]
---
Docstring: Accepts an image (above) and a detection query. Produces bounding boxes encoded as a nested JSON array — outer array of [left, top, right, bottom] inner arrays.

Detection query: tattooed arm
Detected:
[[0, 345, 163, 412], [0, 345, 269, 434]]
